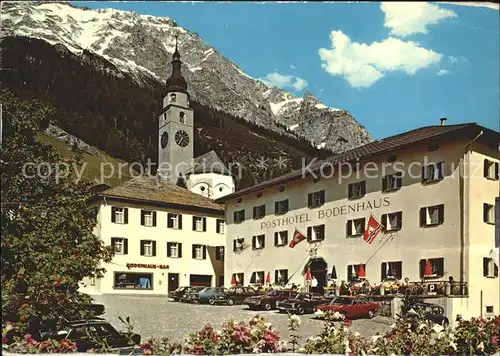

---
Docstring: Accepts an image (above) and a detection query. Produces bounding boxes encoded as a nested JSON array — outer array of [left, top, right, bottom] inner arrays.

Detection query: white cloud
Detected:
[[260, 72, 308, 91], [290, 64, 296, 69], [380, 2, 457, 37], [437, 69, 450, 76], [319, 30, 443, 88]]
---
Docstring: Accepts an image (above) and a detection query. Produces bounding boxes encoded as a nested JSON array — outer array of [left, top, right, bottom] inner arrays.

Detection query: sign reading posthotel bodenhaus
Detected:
[[260, 197, 390, 229]]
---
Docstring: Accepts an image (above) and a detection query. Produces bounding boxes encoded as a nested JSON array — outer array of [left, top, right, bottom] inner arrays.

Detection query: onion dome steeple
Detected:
[[166, 34, 188, 94]]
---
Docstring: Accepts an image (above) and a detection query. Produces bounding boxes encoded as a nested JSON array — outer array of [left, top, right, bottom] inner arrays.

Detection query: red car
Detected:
[[315, 296, 380, 319]]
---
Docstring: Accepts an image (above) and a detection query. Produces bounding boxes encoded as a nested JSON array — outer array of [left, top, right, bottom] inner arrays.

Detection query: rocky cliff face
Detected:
[[2, 1, 373, 152]]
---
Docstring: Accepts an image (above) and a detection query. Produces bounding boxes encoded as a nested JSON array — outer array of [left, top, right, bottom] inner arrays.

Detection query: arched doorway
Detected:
[[304, 258, 328, 293]]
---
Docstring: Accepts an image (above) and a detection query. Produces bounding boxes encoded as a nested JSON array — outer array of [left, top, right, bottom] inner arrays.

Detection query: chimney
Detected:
[[440, 118, 447, 126]]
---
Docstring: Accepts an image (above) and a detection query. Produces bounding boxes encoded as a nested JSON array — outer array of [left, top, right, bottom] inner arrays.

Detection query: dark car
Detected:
[[189, 287, 228, 304], [40, 319, 141, 353], [403, 302, 449, 327], [180, 286, 207, 303], [168, 286, 192, 301], [277, 292, 332, 315], [243, 290, 297, 311], [209, 286, 261, 305]]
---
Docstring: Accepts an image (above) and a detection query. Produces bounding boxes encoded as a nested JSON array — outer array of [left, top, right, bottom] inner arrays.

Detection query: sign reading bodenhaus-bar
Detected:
[[260, 197, 390, 230]]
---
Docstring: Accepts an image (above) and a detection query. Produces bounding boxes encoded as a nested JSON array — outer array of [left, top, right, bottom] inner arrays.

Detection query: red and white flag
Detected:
[[289, 229, 307, 248], [363, 215, 383, 245]]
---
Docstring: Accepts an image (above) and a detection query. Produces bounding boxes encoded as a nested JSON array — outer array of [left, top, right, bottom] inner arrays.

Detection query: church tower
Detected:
[[158, 36, 194, 184]]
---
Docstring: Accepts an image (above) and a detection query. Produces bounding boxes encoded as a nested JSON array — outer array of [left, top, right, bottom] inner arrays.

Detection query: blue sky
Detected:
[[77, 2, 499, 139]]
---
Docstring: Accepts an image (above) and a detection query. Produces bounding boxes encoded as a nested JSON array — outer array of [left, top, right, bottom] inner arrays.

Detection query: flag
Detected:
[[358, 264, 366, 278], [231, 274, 237, 285], [424, 259, 433, 277], [490, 248, 499, 268], [265, 272, 271, 284], [289, 229, 307, 248], [305, 267, 312, 282], [363, 215, 383, 245]]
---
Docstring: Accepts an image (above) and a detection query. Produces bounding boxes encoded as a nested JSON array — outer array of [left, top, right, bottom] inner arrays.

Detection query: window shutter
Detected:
[[202, 245, 207, 259], [484, 203, 489, 223], [274, 232, 278, 246], [397, 173, 403, 188], [321, 190, 325, 204], [252, 236, 256, 248], [250, 272, 256, 284], [152, 241, 157, 256], [347, 265, 352, 281], [179, 214, 183, 229], [233, 240, 237, 251], [216, 220, 220, 233], [261, 235, 265, 248], [124, 239, 128, 255], [361, 181, 366, 195], [307, 226, 312, 241], [253, 206, 257, 218], [381, 263, 386, 281], [233, 211, 238, 222], [494, 264, 499, 277], [203, 217, 207, 231], [111, 237, 117, 248], [192, 217, 196, 231], [346, 220, 352, 236], [140, 241, 145, 256], [419, 259, 425, 278], [167, 214, 173, 228], [124, 208, 128, 224], [439, 162, 445, 179], [382, 176, 387, 191], [274, 202, 279, 214], [348, 184, 353, 198], [140, 211, 145, 226], [192, 245, 196, 259], [495, 162, 499, 179], [438, 205, 444, 224], [167, 243, 171, 257], [284, 200, 289, 212], [421, 166, 427, 183], [178, 243, 182, 258], [283, 231, 288, 244], [275, 270, 279, 283], [152, 211, 157, 227], [320, 225, 325, 240], [419, 208, 426, 226], [483, 258, 489, 277], [111, 207, 116, 223], [308, 193, 312, 207], [483, 159, 489, 178], [381, 214, 387, 230]]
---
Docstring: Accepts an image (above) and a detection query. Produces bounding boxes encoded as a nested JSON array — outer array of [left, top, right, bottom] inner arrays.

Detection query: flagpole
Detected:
[[364, 232, 394, 266]]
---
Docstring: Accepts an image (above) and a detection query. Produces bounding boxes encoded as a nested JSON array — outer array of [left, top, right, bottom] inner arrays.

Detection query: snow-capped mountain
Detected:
[[1, 1, 373, 152]]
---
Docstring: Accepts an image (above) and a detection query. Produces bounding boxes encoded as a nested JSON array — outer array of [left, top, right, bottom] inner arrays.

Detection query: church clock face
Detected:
[[175, 130, 190, 147], [160, 132, 169, 149]]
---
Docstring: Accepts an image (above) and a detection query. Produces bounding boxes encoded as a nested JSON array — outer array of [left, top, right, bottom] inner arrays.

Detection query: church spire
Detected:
[[166, 33, 188, 93]]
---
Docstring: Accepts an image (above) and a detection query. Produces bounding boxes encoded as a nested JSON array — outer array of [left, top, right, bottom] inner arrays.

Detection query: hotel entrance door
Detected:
[[168, 273, 179, 292], [306, 258, 328, 293]]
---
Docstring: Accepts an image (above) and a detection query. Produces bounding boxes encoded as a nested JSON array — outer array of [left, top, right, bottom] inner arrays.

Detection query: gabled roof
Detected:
[[215, 123, 498, 203], [95, 176, 224, 214], [186, 150, 232, 176]]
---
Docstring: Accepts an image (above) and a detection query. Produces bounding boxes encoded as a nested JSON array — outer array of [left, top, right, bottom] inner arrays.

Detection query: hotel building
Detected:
[[216, 122, 500, 319], [80, 177, 225, 295]]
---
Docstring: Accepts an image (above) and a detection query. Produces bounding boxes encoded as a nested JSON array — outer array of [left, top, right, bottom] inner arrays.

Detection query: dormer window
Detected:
[[170, 93, 177, 102], [179, 111, 185, 123]]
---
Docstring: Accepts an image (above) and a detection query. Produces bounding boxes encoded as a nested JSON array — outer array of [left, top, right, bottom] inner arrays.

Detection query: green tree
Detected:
[[0, 90, 114, 334]]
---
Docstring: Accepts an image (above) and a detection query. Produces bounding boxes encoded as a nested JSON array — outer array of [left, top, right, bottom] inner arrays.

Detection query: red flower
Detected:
[[20, 315, 26, 322], [2, 336, 9, 344], [492, 335, 499, 345], [344, 319, 353, 327], [17, 275, 24, 279]]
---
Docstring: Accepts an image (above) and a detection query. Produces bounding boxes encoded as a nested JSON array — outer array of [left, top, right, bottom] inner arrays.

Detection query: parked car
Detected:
[[168, 286, 191, 301], [209, 286, 261, 305], [403, 302, 449, 327], [188, 287, 229, 304], [314, 296, 380, 319], [243, 290, 297, 311], [40, 319, 141, 353], [277, 292, 332, 315], [180, 286, 207, 303]]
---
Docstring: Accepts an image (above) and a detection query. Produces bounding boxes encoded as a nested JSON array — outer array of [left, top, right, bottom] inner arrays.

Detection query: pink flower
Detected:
[[344, 319, 353, 327], [492, 335, 499, 345]]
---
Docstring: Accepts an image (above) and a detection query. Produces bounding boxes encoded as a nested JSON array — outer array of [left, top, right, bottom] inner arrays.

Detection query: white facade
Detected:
[[220, 124, 499, 320], [80, 198, 226, 296]]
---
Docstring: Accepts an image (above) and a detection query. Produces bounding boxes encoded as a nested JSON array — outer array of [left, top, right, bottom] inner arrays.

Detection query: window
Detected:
[[111, 238, 128, 255], [419, 258, 444, 278], [381, 212, 403, 232], [484, 203, 495, 224], [233, 238, 245, 252], [167, 213, 182, 229], [484, 159, 499, 180], [483, 258, 499, 278], [252, 234, 265, 250], [274, 231, 288, 246], [253, 204, 266, 219], [90, 277, 96, 286], [275, 199, 289, 215], [308, 190, 325, 208], [192, 216, 207, 232], [234, 210, 245, 223], [140, 240, 156, 257], [179, 111, 185, 123], [167, 242, 182, 258], [348, 181, 366, 199], [381, 261, 402, 280], [216, 219, 225, 234], [192, 244, 206, 260], [347, 264, 366, 282], [274, 269, 288, 285], [346, 218, 366, 237], [307, 224, 325, 242], [486, 306, 494, 315], [250, 271, 265, 284], [382, 173, 402, 192], [216, 246, 224, 261], [111, 207, 128, 224], [231, 273, 244, 285], [169, 93, 176, 102], [114, 272, 153, 290], [422, 162, 445, 183], [141, 210, 156, 227], [420, 205, 444, 227]]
